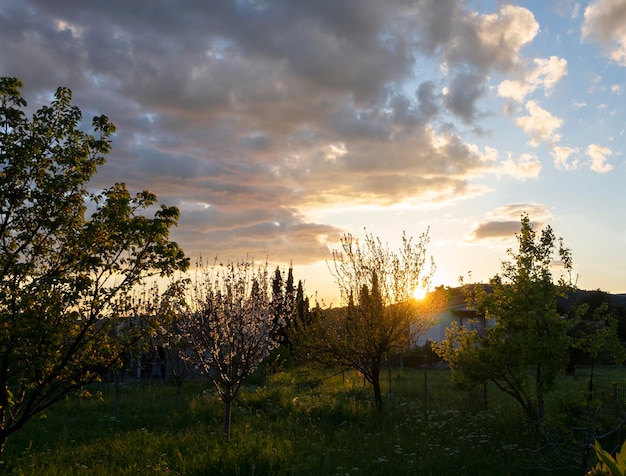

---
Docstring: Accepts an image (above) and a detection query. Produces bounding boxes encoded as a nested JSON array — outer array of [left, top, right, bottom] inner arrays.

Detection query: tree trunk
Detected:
[[223, 398, 233, 440], [115, 370, 121, 419], [535, 364, 544, 421], [423, 350, 428, 404], [372, 367, 383, 411], [483, 381, 488, 412], [588, 356, 595, 404], [387, 354, 392, 399]]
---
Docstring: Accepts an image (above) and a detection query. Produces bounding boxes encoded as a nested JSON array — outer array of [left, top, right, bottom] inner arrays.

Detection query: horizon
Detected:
[[1, 1, 624, 306]]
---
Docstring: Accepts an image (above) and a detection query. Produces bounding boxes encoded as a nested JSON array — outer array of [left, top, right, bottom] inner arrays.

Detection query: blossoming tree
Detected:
[[178, 259, 287, 439]]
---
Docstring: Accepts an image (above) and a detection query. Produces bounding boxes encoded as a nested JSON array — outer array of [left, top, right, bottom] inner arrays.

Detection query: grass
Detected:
[[2, 366, 621, 475]]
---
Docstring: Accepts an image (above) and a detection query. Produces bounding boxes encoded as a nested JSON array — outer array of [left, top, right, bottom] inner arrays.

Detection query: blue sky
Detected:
[[1, 0, 624, 304]]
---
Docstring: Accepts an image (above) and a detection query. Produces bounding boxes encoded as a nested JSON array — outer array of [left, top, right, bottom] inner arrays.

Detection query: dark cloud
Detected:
[[471, 221, 521, 240], [0, 0, 543, 264], [416, 81, 441, 122], [175, 205, 340, 264], [470, 204, 552, 241], [445, 70, 487, 123]]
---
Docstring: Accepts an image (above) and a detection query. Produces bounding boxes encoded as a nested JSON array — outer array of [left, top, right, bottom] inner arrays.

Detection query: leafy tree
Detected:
[[177, 259, 288, 439], [435, 214, 572, 421], [570, 301, 624, 362], [569, 299, 625, 398], [296, 231, 438, 410], [0, 78, 188, 454]]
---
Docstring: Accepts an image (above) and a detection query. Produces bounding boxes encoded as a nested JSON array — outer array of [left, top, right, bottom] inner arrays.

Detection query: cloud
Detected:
[[498, 56, 568, 103], [414, 3, 539, 122], [552, 146, 581, 170], [586, 144, 614, 173], [470, 204, 552, 241], [444, 70, 486, 123], [471, 5, 539, 72], [554, 0, 581, 19], [175, 204, 340, 264], [471, 220, 522, 240], [0, 0, 554, 264], [582, 0, 626, 66], [498, 153, 542, 179], [515, 101, 563, 146]]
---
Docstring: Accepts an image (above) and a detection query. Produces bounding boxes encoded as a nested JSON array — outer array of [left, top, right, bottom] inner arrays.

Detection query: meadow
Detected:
[[2, 366, 623, 476]]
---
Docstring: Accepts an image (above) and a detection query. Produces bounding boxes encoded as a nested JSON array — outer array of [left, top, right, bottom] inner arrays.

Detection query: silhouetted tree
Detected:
[[296, 231, 439, 410], [0, 78, 188, 454]]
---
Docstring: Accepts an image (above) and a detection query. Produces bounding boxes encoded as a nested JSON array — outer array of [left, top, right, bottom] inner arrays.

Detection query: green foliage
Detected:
[[570, 301, 625, 366], [2, 367, 584, 476], [436, 214, 573, 421], [588, 439, 626, 476], [0, 77, 189, 453]]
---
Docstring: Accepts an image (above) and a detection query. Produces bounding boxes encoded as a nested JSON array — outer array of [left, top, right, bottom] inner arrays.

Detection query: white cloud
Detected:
[[533, 57, 569, 92], [515, 101, 563, 146], [498, 79, 528, 103], [586, 144, 614, 173], [476, 5, 539, 70], [554, 0, 581, 19], [486, 203, 552, 222], [552, 146, 580, 170], [55, 20, 84, 39], [582, 0, 626, 66], [611, 84, 624, 95], [498, 56, 568, 102], [572, 100, 587, 109], [431, 4, 538, 74], [499, 153, 542, 179]]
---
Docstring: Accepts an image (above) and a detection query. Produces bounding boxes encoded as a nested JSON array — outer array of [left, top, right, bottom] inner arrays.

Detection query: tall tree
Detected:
[[0, 78, 188, 454], [178, 259, 288, 439], [436, 214, 573, 421], [296, 231, 439, 410], [267, 265, 298, 370], [294, 280, 310, 328]]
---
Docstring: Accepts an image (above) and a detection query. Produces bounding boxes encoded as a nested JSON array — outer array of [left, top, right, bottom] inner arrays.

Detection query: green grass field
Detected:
[[2, 366, 623, 475]]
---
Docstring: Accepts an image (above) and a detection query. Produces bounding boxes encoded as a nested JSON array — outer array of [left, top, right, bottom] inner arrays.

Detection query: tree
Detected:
[[177, 259, 288, 439], [435, 214, 572, 421], [569, 299, 625, 397], [565, 290, 626, 362], [265, 266, 299, 371], [296, 231, 438, 410], [0, 78, 189, 454]]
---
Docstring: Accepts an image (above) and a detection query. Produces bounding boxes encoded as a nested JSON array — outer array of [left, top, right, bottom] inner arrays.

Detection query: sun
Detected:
[[412, 286, 428, 300]]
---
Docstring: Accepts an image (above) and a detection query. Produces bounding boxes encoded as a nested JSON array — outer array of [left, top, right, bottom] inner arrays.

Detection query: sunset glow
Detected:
[[412, 286, 428, 301], [3, 1, 624, 305]]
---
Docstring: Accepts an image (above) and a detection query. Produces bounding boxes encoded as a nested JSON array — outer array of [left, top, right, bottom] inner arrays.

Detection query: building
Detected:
[[412, 287, 495, 348]]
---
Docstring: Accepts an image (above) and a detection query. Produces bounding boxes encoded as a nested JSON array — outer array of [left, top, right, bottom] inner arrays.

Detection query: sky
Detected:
[[1, 0, 625, 305]]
